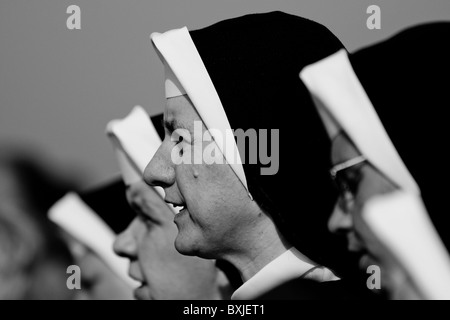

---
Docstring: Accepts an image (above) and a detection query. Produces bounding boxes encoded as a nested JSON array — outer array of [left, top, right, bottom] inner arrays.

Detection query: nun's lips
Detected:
[[347, 231, 366, 253], [130, 275, 150, 300], [164, 198, 186, 214], [129, 272, 145, 285], [344, 232, 377, 271], [358, 252, 375, 271], [172, 204, 186, 212], [134, 284, 151, 300]]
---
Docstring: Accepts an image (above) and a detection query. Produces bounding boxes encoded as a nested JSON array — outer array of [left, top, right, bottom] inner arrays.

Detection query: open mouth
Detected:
[[164, 198, 186, 215], [173, 204, 186, 214], [129, 272, 145, 285]]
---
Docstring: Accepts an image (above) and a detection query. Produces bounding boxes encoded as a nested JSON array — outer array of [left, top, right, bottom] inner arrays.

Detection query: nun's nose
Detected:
[[113, 224, 137, 259], [328, 201, 353, 235], [143, 146, 175, 189]]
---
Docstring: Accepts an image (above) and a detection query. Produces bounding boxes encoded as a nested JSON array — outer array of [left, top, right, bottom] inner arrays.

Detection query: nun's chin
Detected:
[[173, 219, 199, 257], [134, 284, 152, 300], [174, 237, 197, 257]]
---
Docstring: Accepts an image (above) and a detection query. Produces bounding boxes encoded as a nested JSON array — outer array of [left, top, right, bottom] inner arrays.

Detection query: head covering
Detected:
[[106, 106, 162, 186], [301, 22, 450, 250], [106, 107, 179, 213], [350, 23, 450, 249], [300, 49, 419, 194], [151, 11, 351, 268], [363, 191, 450, 299], [48, 179, 137, 287], [300, 22, 450, 297]]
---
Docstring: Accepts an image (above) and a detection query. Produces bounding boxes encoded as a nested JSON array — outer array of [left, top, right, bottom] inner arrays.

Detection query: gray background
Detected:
[[1, 0, 449, 189]]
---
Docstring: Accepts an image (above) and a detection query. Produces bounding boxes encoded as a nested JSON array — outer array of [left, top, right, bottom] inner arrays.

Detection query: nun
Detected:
[[144, 11, 366, 299], [106, 106, 234, 300], [300, 22, 450, 299], [49, 179, 137, 300]]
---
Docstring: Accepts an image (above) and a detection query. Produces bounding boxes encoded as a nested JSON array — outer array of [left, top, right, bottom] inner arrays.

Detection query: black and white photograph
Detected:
[[1, 0, 450, 306]]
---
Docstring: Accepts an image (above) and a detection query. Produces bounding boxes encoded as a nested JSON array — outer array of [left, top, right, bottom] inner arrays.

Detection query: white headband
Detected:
[[300, 49, 419, 194], [165, 63, 186, 98], [48, 192, 138, 288], [363, 191, 450, 299], [151, 27, 249, 193], [106, 106, 161, 186], [106, 106, 179, 213]]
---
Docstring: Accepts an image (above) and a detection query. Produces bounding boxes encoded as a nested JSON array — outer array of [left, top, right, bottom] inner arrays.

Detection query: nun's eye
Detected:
[[344, 167, 362, 195], [177, 136, 184, 144]]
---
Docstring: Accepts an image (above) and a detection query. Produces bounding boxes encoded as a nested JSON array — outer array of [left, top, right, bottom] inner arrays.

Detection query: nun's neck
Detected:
[[225, 218, 292, 283]]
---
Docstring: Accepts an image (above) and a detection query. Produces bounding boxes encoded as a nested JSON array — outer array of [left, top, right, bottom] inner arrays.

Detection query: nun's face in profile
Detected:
[[69, 242, 133, 300], [114, 180, 223, 300], [328, 133, 414, 295], [62, 232, 132, 300], [144, 95, 259, 259]]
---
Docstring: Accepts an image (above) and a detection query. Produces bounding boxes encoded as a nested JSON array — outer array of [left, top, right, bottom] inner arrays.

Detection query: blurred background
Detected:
[[0, 0, 449, 189]]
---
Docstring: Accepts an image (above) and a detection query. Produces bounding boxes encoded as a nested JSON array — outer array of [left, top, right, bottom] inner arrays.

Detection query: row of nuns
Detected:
[[1, 11, 449, 300]]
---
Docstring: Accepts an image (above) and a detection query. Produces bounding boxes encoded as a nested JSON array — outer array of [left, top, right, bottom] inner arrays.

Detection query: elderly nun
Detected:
[[144, 11, 369, 299], [301, 22, 450, 299]]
